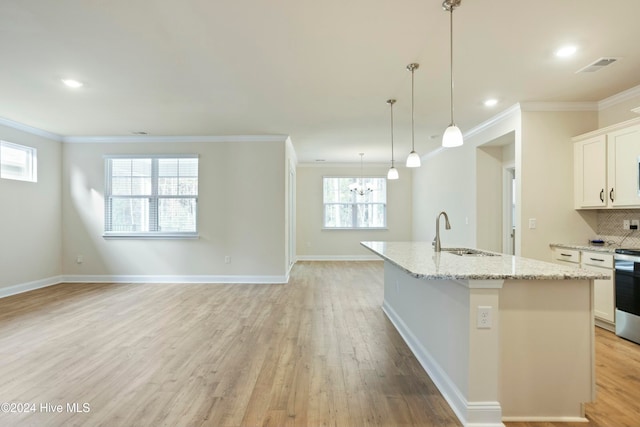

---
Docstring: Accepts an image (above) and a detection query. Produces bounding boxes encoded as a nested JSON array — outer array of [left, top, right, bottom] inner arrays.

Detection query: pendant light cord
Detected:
[[390, 102, 395, 166], [411, 67, 415, 151], [449, 6, 454, 126]]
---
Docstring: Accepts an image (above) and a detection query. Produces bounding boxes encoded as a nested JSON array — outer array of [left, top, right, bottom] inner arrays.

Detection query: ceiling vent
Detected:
[[576, 57, 620, 73]]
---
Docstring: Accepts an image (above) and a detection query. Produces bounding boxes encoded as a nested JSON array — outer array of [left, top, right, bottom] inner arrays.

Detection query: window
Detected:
[[323, 177, 387, 229], [0, 141, 37, 182], [104, 155, 199, 237]]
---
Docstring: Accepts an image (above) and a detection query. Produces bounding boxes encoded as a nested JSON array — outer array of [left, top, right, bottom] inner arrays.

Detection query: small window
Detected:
[[323, 176, 387, 229], [104, 155, 199, 237], [0, 141, 37, 182]]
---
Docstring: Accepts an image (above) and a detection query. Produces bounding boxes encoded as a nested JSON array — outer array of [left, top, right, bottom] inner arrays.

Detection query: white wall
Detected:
[[519, 110, 598, 260], [0, 124, 62, 291], [296, 164, 412, 259], [413, 106, 600, 261], [62, 139, 289, 281], [413, 107, 522, 250]]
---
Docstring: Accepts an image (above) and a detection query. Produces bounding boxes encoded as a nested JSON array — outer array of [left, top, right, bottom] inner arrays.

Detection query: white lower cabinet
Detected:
[[551, 247, 615, 329], [581, 252, 615, 327], [551, 247, 580, 266]]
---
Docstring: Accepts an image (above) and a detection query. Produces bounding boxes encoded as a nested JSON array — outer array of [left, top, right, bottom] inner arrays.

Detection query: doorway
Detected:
[[503, 166, 515, 255], [476, 132, 516, 254]]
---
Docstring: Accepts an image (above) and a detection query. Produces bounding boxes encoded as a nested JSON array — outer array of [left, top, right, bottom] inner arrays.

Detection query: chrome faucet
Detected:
[[434, 211, 451, 252]]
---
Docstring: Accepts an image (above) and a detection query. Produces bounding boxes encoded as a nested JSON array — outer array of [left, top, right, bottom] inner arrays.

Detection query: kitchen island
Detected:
[[361, 241, 610, 427]]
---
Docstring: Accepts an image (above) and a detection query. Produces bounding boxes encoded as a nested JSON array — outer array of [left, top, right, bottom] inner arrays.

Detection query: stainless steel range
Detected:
[[614, 249, 640, 344]]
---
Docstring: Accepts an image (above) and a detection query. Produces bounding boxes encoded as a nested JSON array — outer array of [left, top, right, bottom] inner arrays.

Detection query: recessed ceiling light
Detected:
[[62, 79, 83, 88], [555, 45, 577, 58], [484, 98, 498, 107]]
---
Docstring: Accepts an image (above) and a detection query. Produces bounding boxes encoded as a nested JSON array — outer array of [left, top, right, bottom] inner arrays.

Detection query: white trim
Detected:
[[296, 255, 381, 261], [297, 162, 393, 168], [0, 274, 290, 299], [598, 83, 640, 110], [62, 134, 289, 144], [520, 101, 598, 112], [62, 274, 289, 284], [501, 416, 588, 423], [632, 106, 640, 115], [0, 276, 63, 299], [382, 301, 505, 427], [0, 116, 63, 141], [464, 104, 521, 140]]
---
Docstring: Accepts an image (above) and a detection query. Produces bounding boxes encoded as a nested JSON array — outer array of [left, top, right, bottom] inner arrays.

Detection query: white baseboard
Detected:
[[501, 416, 588, 423], [0, 276, 63, 299], [62, 274, 289, 284], [0, 274, 290, 299], [296, 255, 381, 261], [382, 301, 504, 427]]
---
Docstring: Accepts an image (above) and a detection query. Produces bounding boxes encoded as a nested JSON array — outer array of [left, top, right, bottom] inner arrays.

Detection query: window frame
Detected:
[[103, 154, 199, 239], [0, 140, 37, 183], [322, 176, 387, 230]]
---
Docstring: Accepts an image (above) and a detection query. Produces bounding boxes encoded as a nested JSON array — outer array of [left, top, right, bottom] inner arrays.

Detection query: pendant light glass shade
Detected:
[[386, 99, 399, 180], [442, 124, 463, 147], [406, 151, 421, 167], [406, 63, 421, 168], [442, 0, 463, 148], [387, 166, 399, 180]]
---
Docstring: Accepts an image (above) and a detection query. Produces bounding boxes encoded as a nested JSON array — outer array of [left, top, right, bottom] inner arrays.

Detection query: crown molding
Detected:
[[598, 84, 640, 110], [463, 103, 522, 140], [0, 116, 63, 141], [62, 134, 290, 144], [519, 101, 598, 112]]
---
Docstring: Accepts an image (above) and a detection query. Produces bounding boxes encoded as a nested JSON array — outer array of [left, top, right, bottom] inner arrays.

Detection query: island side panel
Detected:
[[499, 278, 595, 421]]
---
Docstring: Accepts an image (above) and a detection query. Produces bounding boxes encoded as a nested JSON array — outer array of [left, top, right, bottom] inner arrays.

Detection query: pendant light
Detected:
[[406, 63, 421, 167], [442, 0, 464, 148], [386, 99, 399, 180]]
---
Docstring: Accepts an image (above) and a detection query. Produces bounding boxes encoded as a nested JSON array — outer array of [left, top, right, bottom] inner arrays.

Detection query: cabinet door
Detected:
[[608, 125, 640, 207], [582, 263, 615, 323], [574, 136, 607, 208]]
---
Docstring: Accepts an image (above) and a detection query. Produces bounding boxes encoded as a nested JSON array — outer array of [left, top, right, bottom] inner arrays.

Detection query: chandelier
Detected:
[[349, 153, 374, 196]]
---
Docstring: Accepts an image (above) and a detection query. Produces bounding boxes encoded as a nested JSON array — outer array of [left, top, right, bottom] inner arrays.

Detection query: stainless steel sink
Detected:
[[441, 247, 499, 257]]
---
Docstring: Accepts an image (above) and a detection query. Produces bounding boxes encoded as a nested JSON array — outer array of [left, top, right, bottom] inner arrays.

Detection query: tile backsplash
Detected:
[[596, 209, 640, 247]]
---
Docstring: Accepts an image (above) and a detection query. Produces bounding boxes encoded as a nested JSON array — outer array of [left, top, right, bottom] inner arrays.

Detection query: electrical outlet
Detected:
[[224, 256, 231, 264], [477, 306, 492, 329], [624, 220, 631, 230], [76, 255, 83, 264], [528, 218, 537, 229]]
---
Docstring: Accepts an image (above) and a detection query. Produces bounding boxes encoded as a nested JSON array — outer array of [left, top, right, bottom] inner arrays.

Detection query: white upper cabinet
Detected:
[[574, 135, 607, 208], [607, 124, 640, 207], [574, 119, 640, 209]]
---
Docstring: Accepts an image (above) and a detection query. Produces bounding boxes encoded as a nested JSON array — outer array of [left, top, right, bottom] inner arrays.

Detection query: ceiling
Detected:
[[1, 0, 640, 163]]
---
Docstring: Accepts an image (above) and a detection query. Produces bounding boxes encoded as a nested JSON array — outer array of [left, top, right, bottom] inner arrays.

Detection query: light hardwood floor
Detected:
[[0, 261, 460, 427], [0, 261, 638, 427]]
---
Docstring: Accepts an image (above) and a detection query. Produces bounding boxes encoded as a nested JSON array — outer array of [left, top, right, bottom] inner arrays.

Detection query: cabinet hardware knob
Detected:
[[590, 258, 604, 262], [560, 253, 572, 257], [600, 189, 604, 202], [609, 188, 614, 202]]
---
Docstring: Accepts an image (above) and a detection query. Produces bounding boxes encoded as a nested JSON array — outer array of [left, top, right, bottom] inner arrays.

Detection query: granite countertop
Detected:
[[549, 243, 618, 253], [362, 241, 610, 281]]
